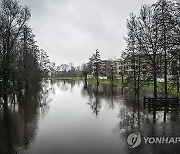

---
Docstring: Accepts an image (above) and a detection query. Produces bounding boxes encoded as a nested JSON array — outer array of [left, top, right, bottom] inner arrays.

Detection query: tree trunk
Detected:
[[137, 57, 141, 98], [177, 71, 179, 92], [164, 48, 168, 99], [122, 74, 124, 84], [84, 72, 87, 81], [153, 68, 157, 98]]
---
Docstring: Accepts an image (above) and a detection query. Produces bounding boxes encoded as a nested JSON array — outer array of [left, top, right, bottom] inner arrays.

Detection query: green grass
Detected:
[[139, 81, 180, 96], [86, 78, 123, 86], [54, 76, 180, 95], [87, 79, 180, 95], [55, 77, 123, 86]]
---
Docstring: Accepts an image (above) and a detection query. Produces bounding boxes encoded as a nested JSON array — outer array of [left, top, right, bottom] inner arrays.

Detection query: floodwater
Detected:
[[0, 80, 180, 154]]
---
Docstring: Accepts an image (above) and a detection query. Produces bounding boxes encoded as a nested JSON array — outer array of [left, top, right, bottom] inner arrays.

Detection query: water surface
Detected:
[[0, 80, 180, 154]]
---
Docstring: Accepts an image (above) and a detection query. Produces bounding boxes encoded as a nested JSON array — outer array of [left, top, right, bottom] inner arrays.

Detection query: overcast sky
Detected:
[[20, 0, 157, 66]]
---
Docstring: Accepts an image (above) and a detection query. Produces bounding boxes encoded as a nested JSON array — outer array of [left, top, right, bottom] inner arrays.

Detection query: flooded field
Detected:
[[0, 80, 180, 154]]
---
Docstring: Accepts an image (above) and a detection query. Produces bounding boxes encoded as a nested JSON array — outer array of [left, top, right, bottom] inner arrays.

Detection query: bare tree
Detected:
[[153, 0, 176, 98], [125, 0, 180, 98], [0, 0, 51, 104], [0, 0, 30, 101]]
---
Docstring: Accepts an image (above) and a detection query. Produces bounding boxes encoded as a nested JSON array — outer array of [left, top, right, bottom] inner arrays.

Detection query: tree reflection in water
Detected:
[[0, 80, 54, 154], [81, 81, 180, 153], [115, 93, 180, 153], [82, 82, 124, 117], [56, 80, 76, 92], [1, 80, 180, 153], [87, 85, 101, 117]]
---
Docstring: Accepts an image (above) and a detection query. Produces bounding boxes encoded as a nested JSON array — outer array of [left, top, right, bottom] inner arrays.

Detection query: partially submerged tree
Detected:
[[89, 49, 101, 85], [0, 0, 51, 103], [0, 0, 30, 100], [124, 0, 180, 98], [153, 0, 176, 98], [125, 13, 138, 95]]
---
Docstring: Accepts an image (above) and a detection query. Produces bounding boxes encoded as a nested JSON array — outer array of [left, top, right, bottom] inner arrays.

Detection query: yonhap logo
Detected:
[[127, 132, 141, 148], [127, 132, 180, 149]]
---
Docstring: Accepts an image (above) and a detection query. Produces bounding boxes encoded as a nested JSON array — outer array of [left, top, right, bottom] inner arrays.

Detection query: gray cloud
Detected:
[[20, 0, 157, 66]]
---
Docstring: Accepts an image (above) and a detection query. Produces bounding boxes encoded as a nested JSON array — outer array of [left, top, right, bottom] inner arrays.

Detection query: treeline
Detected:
[[124, 0, 180, 97], [52, 63, 83, 78], [0, 0, 52, 102]]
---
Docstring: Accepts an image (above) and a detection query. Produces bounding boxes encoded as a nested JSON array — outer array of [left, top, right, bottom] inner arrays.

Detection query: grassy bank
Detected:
[[53, 77, 123, 85], [54, 77, 180, 95]]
